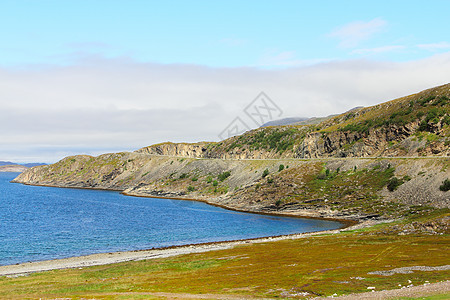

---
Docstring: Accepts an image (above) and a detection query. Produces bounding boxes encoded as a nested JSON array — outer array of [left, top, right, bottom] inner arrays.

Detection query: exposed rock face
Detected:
[[137, 142, 209, 158], [136, 83, 450, 159], [136, 122, 449, 160]]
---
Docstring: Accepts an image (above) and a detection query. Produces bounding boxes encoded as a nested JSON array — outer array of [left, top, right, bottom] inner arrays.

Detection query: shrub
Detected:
[[387, 177, 402, 191], [206, 176, 212, 183], [212, 180, 218, 186], [267, 178, 274, 184], [262, 169, 269, 178], [187, 186, 195, 192], [275, 199, 282, 207], [218, 171, 231, 181], [179, 173, 188, 179], [278, 164, 285, 172], [191, 177, 198, 182], [439, 179, 450, 192]]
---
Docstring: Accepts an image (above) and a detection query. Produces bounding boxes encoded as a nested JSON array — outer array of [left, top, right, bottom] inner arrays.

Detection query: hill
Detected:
[[13, 84, 450, 223], [137, 84, 449, 159]]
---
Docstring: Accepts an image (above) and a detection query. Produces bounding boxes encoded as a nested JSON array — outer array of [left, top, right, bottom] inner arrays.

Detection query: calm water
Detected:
[[0, 172, 342, 266]]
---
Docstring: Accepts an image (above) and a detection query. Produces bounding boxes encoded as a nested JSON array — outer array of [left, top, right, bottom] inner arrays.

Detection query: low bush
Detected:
[[387, 177, 403, 191], [439, 179, 450, 192], [218, 171, 231, 181]]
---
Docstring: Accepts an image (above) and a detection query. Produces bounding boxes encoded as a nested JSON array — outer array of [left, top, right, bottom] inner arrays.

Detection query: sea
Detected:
[[0, 172, 343, 266]]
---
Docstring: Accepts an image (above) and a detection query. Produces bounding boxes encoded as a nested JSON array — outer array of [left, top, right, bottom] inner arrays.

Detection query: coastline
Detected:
[[12, 180, 359, 226], [0, 181, 363, 277], [0, 219, 377, 277]]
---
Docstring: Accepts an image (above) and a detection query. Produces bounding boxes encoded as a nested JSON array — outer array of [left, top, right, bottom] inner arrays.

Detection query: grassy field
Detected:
[[1, 225, 448, 299]]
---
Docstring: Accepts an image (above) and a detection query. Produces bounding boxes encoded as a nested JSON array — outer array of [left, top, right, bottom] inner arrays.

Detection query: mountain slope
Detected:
[[137, 83, 450, 159]]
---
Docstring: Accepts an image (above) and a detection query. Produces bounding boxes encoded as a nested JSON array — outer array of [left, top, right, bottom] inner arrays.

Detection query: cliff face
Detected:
[[136, 84, 450, 159]]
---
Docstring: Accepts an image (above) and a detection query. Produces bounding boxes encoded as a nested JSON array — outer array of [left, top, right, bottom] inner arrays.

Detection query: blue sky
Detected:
[[1, 1, 449, 163], [1, 0, 449, 67]]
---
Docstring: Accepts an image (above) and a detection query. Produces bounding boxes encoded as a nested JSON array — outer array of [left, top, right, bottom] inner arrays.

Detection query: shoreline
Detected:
[[1, 180, 364, 277], [0, 219, 377, 277], [12, 180, 359, 226]]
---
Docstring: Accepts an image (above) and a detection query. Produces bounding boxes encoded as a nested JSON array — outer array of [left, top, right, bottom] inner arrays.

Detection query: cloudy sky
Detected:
[[1, 0, 450, 163]]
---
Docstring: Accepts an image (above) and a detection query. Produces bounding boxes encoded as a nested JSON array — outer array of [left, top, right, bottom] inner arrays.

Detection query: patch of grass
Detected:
[[0, 234, 448, 299]]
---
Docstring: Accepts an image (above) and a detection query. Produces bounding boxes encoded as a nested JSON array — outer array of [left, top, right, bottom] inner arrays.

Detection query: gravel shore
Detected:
[[0, 224, 359, 277]]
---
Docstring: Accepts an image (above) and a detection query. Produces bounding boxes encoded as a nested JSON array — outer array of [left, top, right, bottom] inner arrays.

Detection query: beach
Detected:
[[0, 223, 367, 277]]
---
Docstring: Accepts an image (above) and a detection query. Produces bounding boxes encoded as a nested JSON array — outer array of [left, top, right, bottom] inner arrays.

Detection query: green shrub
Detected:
[[187, 186, 195, 192], [218, 171, 231, 181], [212, 180, 218, 186], [275, 199, 282, 207], [439, 179, 450, 192], [278, 164, 285, 172], [262, 169, 269, 178], [267, 178, 274, 184], [179, 173, 188, 179], [206, 176, 212, 183], [387, 177, 402, 191], [191, 177, 198, 182]]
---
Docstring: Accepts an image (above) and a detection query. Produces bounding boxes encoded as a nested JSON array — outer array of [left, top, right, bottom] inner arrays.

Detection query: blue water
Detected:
[[0, 172, 342, 266]]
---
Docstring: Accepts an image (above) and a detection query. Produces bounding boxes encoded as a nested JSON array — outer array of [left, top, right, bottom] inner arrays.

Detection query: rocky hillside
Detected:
[[137, 83, 450, 159], [13, 84, 450, 224], [13, 151, 449, 221]]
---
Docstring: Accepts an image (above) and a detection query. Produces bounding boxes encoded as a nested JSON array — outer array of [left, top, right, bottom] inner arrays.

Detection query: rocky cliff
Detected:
[[136, 83, 450, 159]]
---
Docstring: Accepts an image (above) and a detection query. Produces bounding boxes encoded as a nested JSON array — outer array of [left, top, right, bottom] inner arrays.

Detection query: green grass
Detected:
[[0, 232, 448, 299]]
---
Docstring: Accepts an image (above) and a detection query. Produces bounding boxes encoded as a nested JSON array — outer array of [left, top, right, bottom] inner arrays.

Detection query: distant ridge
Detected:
[[0, 161, 46, 167], [261, 107, 364, 128], [261, 117, 309, 127]]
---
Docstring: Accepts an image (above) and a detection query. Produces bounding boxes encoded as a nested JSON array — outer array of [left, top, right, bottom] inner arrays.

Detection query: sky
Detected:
[[1, 0, 450, 163]]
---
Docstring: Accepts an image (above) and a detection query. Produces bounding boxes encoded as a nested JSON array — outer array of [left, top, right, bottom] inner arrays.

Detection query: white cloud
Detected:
[[352, 45, 405, 55], [257, 51, 331, 67], [328, 18, 387, 48], [1, 53, 450, 163], [417, 42, 450, 51]]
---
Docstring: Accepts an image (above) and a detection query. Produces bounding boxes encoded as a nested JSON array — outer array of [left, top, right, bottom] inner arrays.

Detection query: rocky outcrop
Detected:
[[136, 142, 210, 158]]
